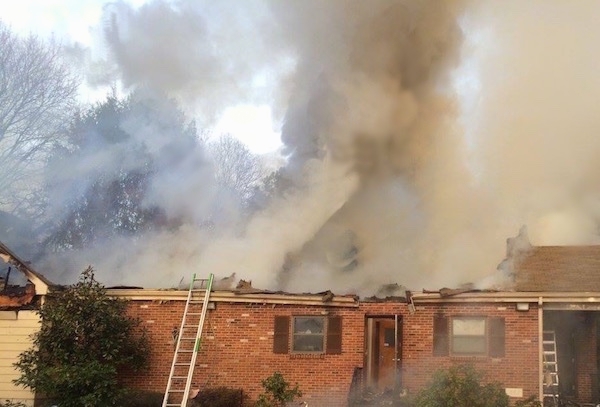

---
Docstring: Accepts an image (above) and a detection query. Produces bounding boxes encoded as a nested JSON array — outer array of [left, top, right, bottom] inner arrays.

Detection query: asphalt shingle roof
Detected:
[[514, 246, 600, 292]]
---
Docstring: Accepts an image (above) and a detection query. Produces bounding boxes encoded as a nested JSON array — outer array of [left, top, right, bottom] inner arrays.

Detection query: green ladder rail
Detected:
[[162, 273, 214, 407]]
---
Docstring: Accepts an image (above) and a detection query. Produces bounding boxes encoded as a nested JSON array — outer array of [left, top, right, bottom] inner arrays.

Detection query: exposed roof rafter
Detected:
[[0, 240, 51, 295]]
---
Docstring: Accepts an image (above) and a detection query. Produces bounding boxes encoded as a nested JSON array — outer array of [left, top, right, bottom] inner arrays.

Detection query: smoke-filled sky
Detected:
[[2, 0, 600, 294]]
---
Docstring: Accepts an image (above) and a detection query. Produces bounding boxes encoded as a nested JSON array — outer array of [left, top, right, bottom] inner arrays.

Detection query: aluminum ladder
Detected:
[[542, 330, 560, 401], [162, 273, 214, 407]]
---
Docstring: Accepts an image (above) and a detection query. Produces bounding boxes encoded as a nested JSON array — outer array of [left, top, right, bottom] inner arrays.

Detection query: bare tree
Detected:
[[207, 135, 264, 209], [0, 21, 79, 216]]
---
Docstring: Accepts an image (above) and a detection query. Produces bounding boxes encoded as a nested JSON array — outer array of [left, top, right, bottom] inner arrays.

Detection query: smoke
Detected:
[[33, 0, 600, 293], [463, 0, 600, 248], [197, 156, 358, 289], [101, 0, 291, 120], [267, 0, 600, 292]]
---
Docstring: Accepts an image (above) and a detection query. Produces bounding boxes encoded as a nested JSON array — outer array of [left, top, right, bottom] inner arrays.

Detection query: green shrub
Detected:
[[121, 390, 165, 407], [413, 364, 509, 407], [14, 267, 148, 407], [256, 372, 302, 407], [190, 387, 249, 407], [514, 395, 542, 407]]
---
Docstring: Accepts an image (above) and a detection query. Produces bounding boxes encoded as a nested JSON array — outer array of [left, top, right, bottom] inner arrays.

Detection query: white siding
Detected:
[[0, 310, 39, 406]]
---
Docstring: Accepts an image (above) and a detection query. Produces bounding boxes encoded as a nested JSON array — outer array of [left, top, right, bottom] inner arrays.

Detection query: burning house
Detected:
[[1, 1, 600, 406], [97, 231, 598, 406], [3, 232, 600, 406]]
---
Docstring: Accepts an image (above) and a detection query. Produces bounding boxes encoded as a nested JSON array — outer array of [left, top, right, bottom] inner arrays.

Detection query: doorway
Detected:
[[365, 316, 402, 391]]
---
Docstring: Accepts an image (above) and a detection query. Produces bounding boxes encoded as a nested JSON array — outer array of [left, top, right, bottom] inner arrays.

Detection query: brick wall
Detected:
[[121, 298, 539, 406], [400, 302, 540, 402], [122, 301, 370, 406], [575, 314, 597, 403]]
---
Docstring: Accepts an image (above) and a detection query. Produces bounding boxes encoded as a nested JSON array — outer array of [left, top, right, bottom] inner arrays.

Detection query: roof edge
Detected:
[[412, 291, 600, 303], [106, 288, 360, 307]]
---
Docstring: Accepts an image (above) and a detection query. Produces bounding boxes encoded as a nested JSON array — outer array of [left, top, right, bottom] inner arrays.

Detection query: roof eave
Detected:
[[106, 288, 360, 307], [412, 291, 600, 303]]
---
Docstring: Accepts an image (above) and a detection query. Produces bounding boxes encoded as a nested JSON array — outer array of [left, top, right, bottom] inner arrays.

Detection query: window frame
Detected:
[[291, 315, 327, 354], [450, 316, 488, 356]]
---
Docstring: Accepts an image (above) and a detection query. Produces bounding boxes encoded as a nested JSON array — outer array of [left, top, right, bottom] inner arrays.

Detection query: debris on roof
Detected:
[[438, 285, 477, 297]]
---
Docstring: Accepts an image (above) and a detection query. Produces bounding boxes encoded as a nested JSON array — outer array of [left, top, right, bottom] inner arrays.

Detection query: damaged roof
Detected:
[[0, 240, 52, 294], [514, 245, 600, 292]]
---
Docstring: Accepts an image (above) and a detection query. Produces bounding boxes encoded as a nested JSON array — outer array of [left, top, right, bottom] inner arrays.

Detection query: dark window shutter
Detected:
[[489, 317, 505, 357], [273, 316, 290, 354], [326, 316, 342, 354], [433, 315, 449, 356]]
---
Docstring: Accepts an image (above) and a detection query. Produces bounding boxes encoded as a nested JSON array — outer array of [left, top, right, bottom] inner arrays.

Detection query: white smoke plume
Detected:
[[36, 0, 600, 294], [101, 0, 290, 120]]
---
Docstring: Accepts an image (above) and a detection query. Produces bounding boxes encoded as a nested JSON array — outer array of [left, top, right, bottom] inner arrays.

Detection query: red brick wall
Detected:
[[122, 301, 370, 406], [400, 303, 540, 403], [575, 314, 597, 403], [121, 299, 539, 406]]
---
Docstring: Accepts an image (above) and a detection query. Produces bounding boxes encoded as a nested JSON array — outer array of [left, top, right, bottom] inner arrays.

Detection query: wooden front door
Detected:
[[373, 318, 401, 390]]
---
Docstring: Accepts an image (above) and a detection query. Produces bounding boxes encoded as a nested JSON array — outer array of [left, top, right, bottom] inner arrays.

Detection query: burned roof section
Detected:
[[0, 283, 37, 310], [0, 239, 52, 294]]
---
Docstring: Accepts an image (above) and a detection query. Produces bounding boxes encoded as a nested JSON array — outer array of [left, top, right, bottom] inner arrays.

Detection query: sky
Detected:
[[0, 0, 282, 154]]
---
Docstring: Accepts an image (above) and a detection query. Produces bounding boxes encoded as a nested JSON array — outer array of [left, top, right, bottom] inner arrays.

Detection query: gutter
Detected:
[[411, 291, 600, 303]]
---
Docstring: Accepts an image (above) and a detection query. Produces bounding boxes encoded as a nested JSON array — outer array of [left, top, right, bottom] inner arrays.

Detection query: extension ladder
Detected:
[[162, 273, 214, 407], [542, 330, 559, 400]]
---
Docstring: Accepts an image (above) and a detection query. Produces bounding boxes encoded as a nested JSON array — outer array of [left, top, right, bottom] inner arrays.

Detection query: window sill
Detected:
[[290, 353, 326, 359], [449, 355, 498, 360]]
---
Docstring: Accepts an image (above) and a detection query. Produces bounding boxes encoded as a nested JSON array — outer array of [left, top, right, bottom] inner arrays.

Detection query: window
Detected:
[[452, 317, 486, 355], [433, 315, 505, 357], [273, 315, 342, 355], [293, 316, 325, 352]]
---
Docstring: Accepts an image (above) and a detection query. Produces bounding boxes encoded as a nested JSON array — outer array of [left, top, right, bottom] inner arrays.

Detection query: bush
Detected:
[[514, 396, 542, 407], [190, 387, 249, 407], [14, 267, 148, 407], [256, 372, 302, 407], [412, 364, 509, 407], [121, 390, 165, 407]]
